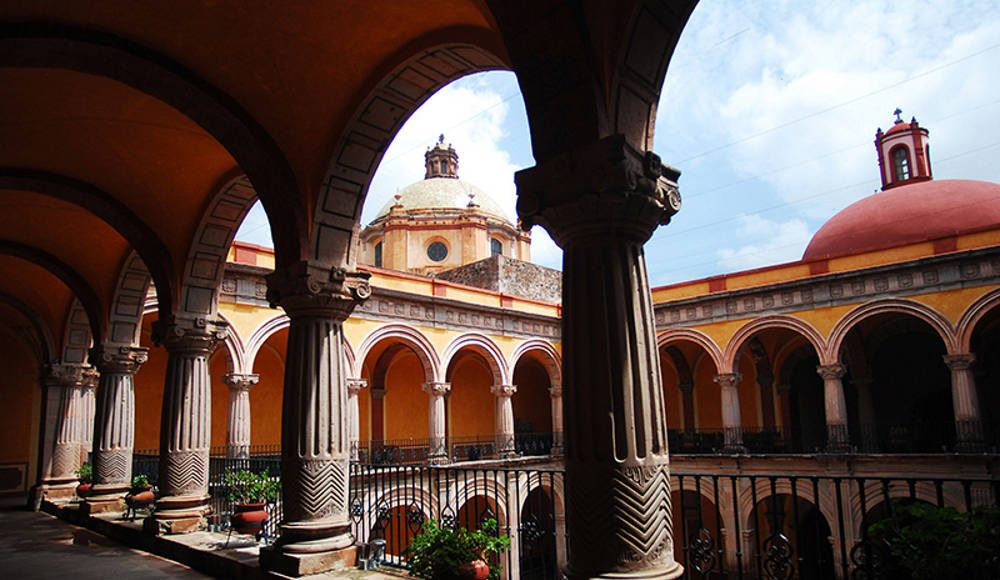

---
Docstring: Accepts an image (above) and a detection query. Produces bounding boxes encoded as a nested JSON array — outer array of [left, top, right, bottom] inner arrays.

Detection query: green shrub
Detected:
[[130, 474, 150, 490], [75, 462, 92, 483], [868, 501, 1000, 580], [222, 468, 280, 504], [405, 518, 510, 580]]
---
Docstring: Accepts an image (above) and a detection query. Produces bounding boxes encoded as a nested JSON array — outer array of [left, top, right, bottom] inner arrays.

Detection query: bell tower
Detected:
[[424, 134, 459, 179], [875, 108, 932, 190]]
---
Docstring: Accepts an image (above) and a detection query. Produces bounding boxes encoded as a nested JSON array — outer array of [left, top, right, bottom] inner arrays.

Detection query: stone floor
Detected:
[[0, 497, 409, 579], [0, 502, 207, 579]]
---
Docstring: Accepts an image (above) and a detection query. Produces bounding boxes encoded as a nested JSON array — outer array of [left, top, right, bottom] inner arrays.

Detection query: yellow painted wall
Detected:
[[135, 316, 165, 451], [658, 351, 683, 430], [251, 329, 286, 446], [209, 350, 229, 449], [383, 353, 429, 441], [448, 355, 494, 439], [693, 356, 721, 430]]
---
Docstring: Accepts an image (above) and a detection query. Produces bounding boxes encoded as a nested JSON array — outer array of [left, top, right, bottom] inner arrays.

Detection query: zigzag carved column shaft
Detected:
[[88, 346, 147, 503], [265, 261, 370, 563], [42, 364, 89, 486], [151, 317, 227, 531], [517, 135, 683, 579], [224, 373, 259, 459]]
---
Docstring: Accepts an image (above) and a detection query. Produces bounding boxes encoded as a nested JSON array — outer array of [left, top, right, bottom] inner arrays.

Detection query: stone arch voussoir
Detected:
[[442, 333, 510, 386], [723, 316, 827, 373], [826, 299, 958, 362]]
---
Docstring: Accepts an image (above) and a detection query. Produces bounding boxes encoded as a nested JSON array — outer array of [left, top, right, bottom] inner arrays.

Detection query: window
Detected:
[[427, 241, 448, 262], [926, 145, 932, 176], [491, 238, 503, 257], [374, 241, 382, 268], [440, 160, 448, 174], [891, 146, 911, 181]]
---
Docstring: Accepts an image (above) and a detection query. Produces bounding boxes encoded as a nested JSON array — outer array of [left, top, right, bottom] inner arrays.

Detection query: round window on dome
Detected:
[[427, 241, 449, 262]]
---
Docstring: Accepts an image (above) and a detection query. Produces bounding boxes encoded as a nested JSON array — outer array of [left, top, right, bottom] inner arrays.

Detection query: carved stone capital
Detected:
[[491, 383, 517, 398], [266, 260, 370, 319], [515, 135, 681, 246], [816, 363, 846, 381], [713, 373, 741, 389], [422, 382, 451, 397], [943, 353, 976, 371], [223, 373, 260, 392], [90, 345, 149, 374], [42, 362, 87, 387], [346, 378, 368, 395], [152, 316, 228, 355], [548, 385, 563, 398], [80, 367, 100, 391]]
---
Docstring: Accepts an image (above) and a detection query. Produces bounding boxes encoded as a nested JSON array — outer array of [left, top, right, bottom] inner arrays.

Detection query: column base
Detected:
[[33, 482, 77, 503], [260, 544, 358, 576], [147, 494, 211, 535], [81, 496, 125, 515], [565, 561, 684, 579], [428, 454, 450, 466]]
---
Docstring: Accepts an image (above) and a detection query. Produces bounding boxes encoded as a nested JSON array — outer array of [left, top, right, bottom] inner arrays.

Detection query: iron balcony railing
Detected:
[[355, 432, 555, 465]]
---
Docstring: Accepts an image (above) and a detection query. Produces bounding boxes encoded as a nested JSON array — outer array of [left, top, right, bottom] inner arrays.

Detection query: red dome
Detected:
[[884, 121, 916, 135], [803, 179, 1000, 261]]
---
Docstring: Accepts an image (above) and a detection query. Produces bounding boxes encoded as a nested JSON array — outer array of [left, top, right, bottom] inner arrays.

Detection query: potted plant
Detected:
[[405, 518, 510, 580], [125, 473, 155, 507], [223, 468, 280, 537], [75, 462, 93, 498]]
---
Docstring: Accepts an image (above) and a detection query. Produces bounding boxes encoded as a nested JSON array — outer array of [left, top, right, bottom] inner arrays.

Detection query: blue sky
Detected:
[[237, 0, 1000, 287]]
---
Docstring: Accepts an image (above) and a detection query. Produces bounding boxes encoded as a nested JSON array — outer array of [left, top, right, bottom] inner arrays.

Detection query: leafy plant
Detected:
[[222, 468, 280, 504], [868, 501, 1000, 580], [75, 462, 92, 483], [405, 518, 510, 580], [130, 474, 151, 490]]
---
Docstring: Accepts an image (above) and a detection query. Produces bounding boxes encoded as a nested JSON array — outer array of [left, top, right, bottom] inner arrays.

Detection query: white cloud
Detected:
[[716, 215, 812, 272]]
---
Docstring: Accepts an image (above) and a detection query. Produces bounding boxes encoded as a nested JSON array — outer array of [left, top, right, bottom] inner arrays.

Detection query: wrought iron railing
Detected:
[[355, 433, 556, 465], [126, 448, 1000, 578]]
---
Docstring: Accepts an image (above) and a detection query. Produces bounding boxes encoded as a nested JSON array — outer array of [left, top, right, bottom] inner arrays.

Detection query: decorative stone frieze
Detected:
[[515, 135, 681, 579]]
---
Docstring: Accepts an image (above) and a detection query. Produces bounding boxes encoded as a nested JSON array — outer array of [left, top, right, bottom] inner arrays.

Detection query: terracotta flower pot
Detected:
[[231, 502, 269, 535], [456, 559, 490, 580], [125, 484, 155, 509], [76, 482, 92, 498]]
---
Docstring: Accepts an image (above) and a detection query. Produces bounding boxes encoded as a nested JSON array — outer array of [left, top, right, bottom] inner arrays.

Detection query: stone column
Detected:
[[85, 346, 147, 514], [816, 364, 850, 451], [492, 384, 517, 458], [147, 317, 227, 535], [79, 370, 98, 461], [260, 262, 369, 576], [944, 354, 983, 451], [548, 384, 564, 455], [515, 135, 683, 579], [224, 373, 259, 459], [346, 378, 367, 461], [36, 364, 87, 501], [422, 382, 451, 464], [714, 373, 745, 452]]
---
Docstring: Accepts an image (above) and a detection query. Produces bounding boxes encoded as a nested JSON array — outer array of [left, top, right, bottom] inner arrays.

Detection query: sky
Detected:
[[236, 0, 1000, 287]]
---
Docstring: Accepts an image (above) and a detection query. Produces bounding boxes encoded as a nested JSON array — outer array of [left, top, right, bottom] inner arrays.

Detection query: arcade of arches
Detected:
[[0, 3, 998, 579]]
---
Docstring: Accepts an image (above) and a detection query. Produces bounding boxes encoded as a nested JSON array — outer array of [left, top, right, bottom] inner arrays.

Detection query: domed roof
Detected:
[[803, 179, 1000, 261], [884, 120, 917, 136], [372, 177, 512, 222]]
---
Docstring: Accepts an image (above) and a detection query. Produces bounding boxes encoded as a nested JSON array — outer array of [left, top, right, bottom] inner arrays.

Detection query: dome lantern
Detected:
[[875, 108, 932, 190], [425, 134, 459, 179]]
